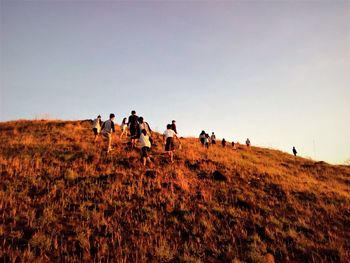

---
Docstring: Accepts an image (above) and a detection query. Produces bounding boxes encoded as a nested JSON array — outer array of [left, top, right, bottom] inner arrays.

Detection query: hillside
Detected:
[[0, 120, 349, 262]]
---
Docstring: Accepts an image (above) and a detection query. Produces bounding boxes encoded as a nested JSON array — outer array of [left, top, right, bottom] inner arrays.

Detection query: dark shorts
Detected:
[[212, 140, 216, 144], [141, 146, 150, 158], [200, 138, 205, 145], [130, 126, 139, 139], [165, 137, 175, 151], [93, 128, 98, 135]]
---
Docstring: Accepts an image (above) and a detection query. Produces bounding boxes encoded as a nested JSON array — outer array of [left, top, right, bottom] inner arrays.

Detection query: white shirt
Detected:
[[163, 129, 176, 139], [93, 118, 101, 131], [139, 134, 151, 148]]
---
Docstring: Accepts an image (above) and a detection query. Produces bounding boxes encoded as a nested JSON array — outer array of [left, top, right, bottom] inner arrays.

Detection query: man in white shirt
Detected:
[[163, 124, 180, 163], [139, 129, 152, 166], [92, 115, 102, 142]]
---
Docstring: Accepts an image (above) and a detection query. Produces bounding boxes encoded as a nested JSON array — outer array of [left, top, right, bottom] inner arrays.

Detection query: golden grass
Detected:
[[0, 119, 349, 262]]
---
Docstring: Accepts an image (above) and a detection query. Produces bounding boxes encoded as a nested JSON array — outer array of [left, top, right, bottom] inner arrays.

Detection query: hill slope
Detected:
[[0, 120, 349, 262]]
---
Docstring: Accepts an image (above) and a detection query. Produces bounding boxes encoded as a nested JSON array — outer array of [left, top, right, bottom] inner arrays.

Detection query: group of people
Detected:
[[92, 111, 181, 166], [198, 130, 251, 150]]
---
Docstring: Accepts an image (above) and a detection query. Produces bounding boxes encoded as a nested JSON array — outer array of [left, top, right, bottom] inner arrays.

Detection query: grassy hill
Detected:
[[0, 120, 349, 262]]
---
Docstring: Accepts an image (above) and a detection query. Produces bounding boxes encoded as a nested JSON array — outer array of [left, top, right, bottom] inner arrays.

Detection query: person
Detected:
[[128, 110, 139, 149], [199, 130, 206, 146], [293, 146, 297, 156], [138, 117, 153, 143], [246, 138, 251, 147], [222, 138, 226, 148], [120, 117, 128, 139], [171, 120, 177, 134], [139, 129, 152, 166], [101, 113, 116, 153], [204, 133, 210, 149], [92, 115, 102, 142], [232, 141, 235, 149], [211, 132, 216, 145], [163, 124, 180, 163]]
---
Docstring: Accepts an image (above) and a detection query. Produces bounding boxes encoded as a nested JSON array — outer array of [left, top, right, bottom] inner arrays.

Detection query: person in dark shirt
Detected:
[[293, 146, 297, 156], [171, 120, 177, 134], [199, 130, 206, 146], [128, 110, 139, 149], [101, 113, 116, 153], [222, 138, 226, 148]]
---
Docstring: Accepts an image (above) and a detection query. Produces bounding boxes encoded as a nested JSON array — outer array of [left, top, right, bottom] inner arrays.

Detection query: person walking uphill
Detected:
[[222, 138, 226, 148], [92, 115, 102, 142], [128, 110, 139, 149], [171, 120, 177, 134], [138, 117, 153, 144], [163, 124, 180, 163], [139, 129, 152, 166], [199, 131, 206, 146], [101, 113, 116, 153], [120, 117, 128, 139], [293, 146, 297, 157], [211, 132, 216, 145]]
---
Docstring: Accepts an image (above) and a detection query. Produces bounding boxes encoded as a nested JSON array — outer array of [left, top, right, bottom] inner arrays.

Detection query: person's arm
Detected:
[[101, 122, 105, 130], [147, 122, 152, 133], [111, 121, 115, 133], [163, 134, 166, 144]]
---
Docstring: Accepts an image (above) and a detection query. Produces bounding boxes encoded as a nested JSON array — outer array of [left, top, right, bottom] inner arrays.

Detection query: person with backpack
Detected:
[[101, 113, 116, 153], [211, 132, 216, 145], [120, 117, 128, 139], [163, 124, 180, 163], [139, 129, 152, 166], [92, 115, 102, 142], [293, 146, 297, 156], [128, 110, 139, 149], [199, 130, 206, 146], [138, 117, 153, 144]]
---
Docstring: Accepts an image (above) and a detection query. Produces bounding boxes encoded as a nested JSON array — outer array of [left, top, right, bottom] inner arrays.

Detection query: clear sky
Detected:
[[1, 1, 349, 164]]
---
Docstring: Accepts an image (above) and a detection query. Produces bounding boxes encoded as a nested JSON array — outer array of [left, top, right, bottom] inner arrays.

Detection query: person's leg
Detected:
[[107, 134, 112, 152], [170, 151, 174, 163]]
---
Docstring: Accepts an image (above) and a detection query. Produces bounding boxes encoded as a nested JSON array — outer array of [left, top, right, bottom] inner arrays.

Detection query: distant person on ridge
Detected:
[[204, 133, 210, 149], [211, 132, 216, 145], [138, 117, 153, 144], [163, 124, 180, 163], [101, 113, 115, 153], [128, 110, 139, 149], [293, 146, 297, 156], [199, 130, 206, 146], [232, 141, 236, 149], [139, 129, 152, 166], [171, 120, 177, 134], [246, 138, 251, 147], [222, 138, 226, 148], [120, 117, 128, 139], [92, 115, 102, 142]]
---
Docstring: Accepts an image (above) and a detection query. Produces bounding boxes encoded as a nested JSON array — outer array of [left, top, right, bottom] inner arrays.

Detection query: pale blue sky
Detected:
[[1, 1, 349, 164]]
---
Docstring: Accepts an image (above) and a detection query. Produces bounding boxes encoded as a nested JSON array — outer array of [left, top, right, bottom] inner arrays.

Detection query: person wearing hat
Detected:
[[171, 120, 177, 134], [92, 115, 102, 142]]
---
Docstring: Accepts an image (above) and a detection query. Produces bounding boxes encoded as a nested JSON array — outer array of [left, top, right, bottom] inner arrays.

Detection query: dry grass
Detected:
[[0, 119, 349, 262]]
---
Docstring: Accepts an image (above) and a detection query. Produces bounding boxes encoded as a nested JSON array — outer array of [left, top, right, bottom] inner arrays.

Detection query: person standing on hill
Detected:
[[293, 146, 297, 156], [101, 113, 115, 153], [139, 129, 152, 166], [171, 120, 177, 134], [163, 124, 180, 163], [232, 141, 236, 149], [222, 138, 226, 148], [211, 132, 216, 145], [120, 117, 128, 139], [138, 117, 153, 144], [92, 115, 102, 142], [204, 133, 210, 149], [199, 130, 206, 146], [128, 110, 139, 149], [246, 138, 251, 147]]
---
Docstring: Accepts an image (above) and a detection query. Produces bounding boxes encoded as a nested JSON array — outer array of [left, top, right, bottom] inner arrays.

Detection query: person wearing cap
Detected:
[[92, 115, 102, 142], [171, 120, 177, 134], [101, 113, 116, 153]]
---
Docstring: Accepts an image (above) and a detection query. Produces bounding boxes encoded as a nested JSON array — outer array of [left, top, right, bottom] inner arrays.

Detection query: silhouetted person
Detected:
[[199, 130, 206, 146], [232, 141, 235, 149], [128, 110, 139, 149], [171, 120, 177, 134], [293, 146, 297, 156], [246, 138, 251, 147], [92, 115, 102, 142], [204, 133, 210, 149], [211, 132, 216, 144], [101, 113, 115, 153], [222, 138, 226, 148]]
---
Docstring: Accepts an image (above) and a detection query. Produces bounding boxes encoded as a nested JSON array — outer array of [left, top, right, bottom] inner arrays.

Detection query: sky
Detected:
[[0, 0, 349, 164]]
